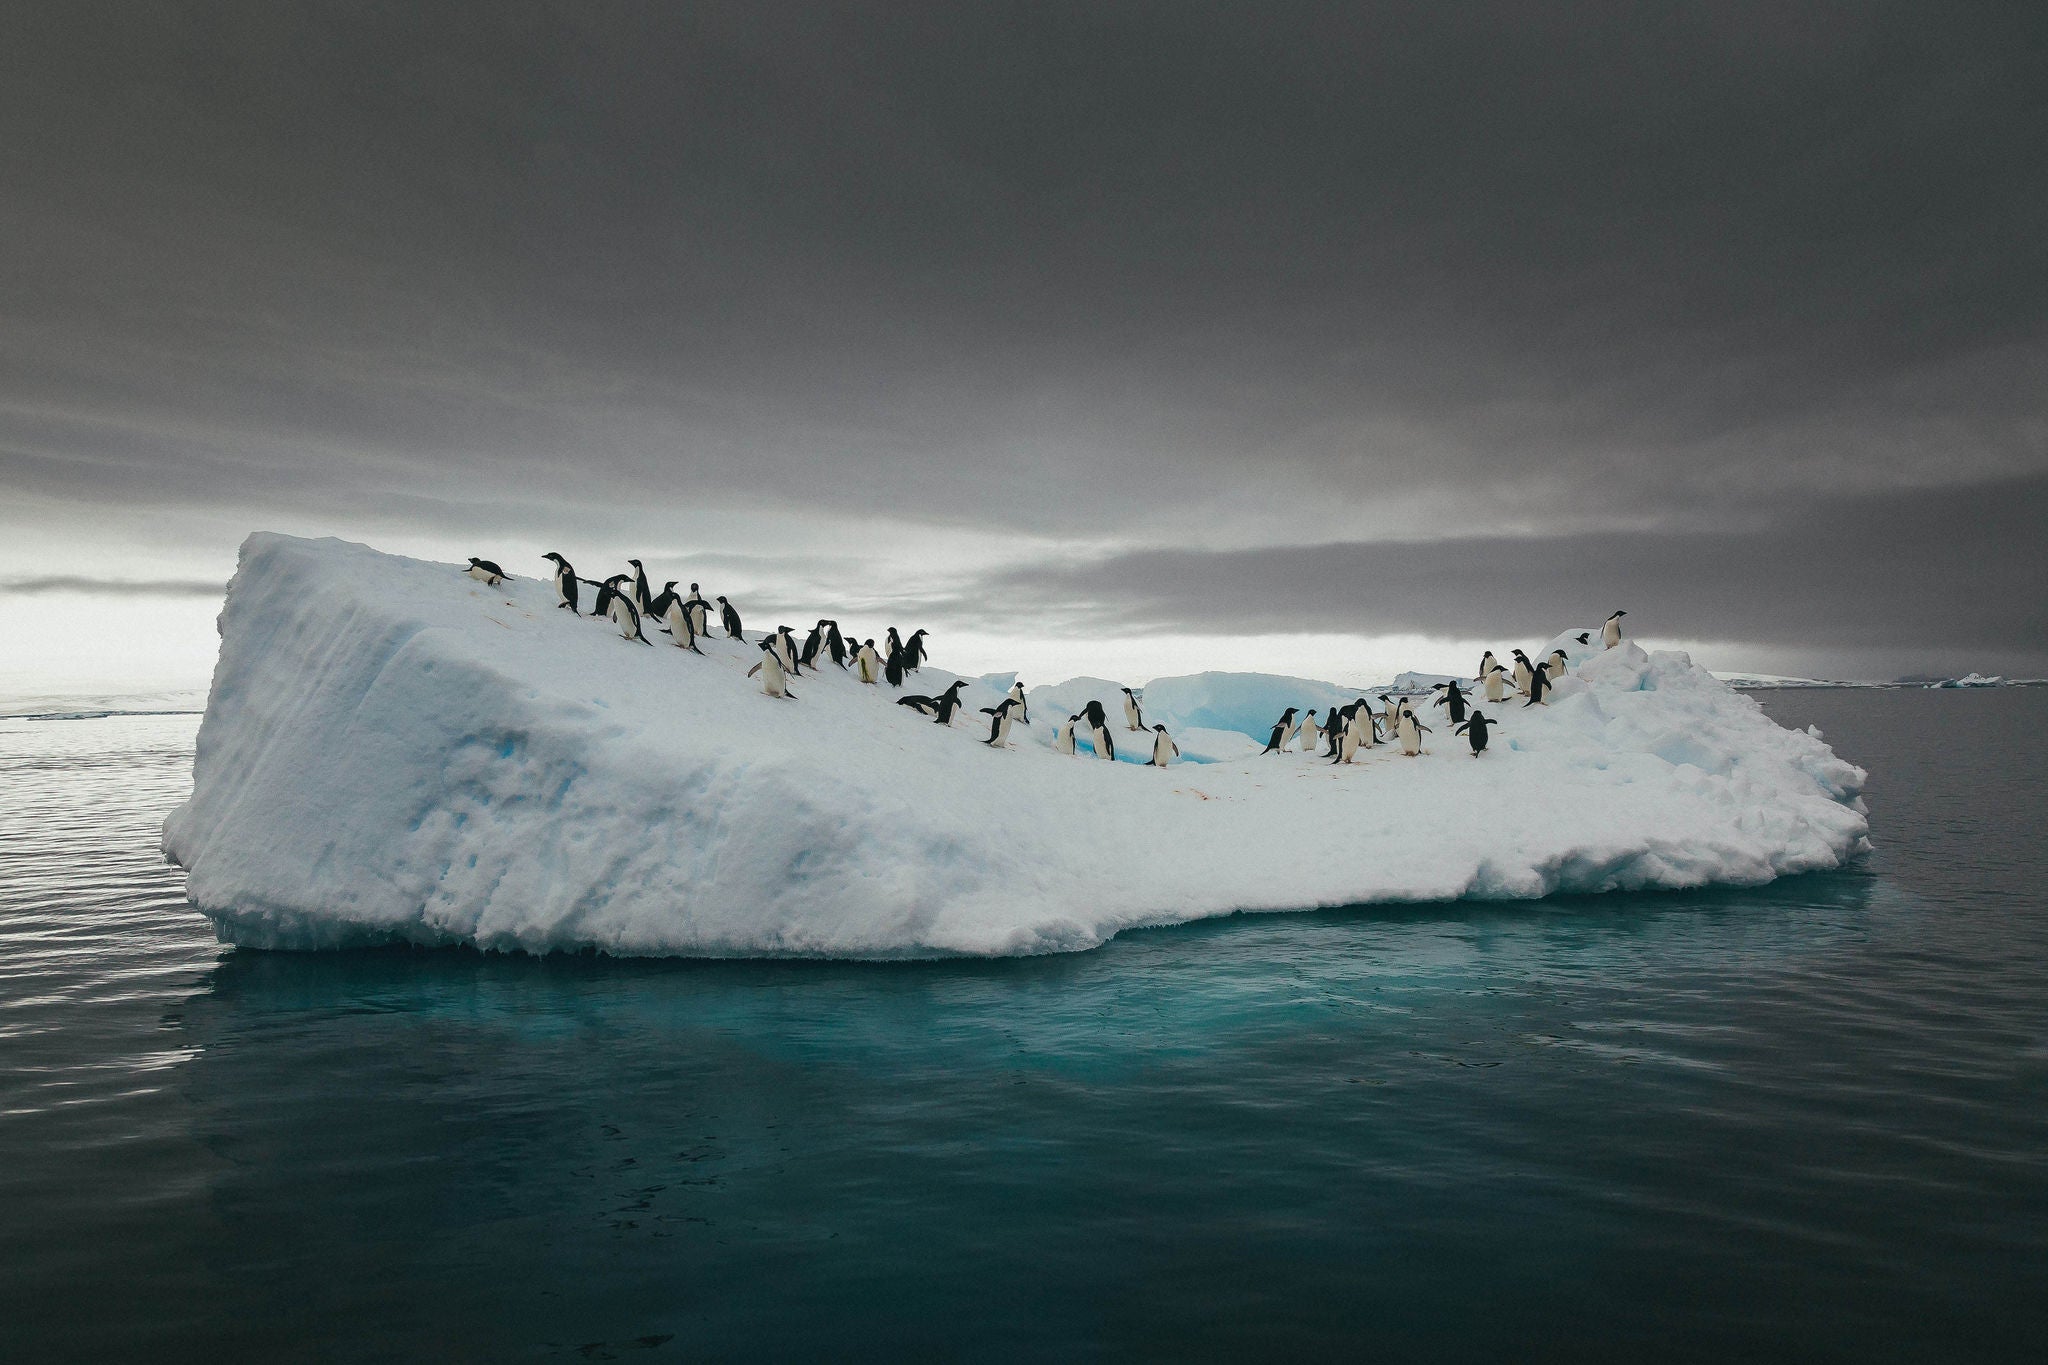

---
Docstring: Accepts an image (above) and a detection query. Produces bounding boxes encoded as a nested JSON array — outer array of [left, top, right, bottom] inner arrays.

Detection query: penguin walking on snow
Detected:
[[465, 557, 507, 586], [1511, 650, 1534, 698], [1432, 680, 1470, 724], [660, 588, 704, 653], [648, 580, 680, 625], [683, 585, 711, 638], [1455, 710, 1497, 756], [542, 553, 580, 613], [593, 576, 652, 645], [1397, 706, 1430, 756], [1082, 700, 1116, 760], [1055, 714, 1079, 755], [898, 680, 966, 722], [884, 645, 906, 687], [1261, 708, 1300, 755], [1121, 687, 1145, 732], [1477, 650, 1499, 683], [1007, 680, 1029, 723], [1602, 610, 1627, 649], [855, 640, 881, 684], [1481, 663, 1508, 704], [1148, 724, 1179, 767], [627, 559, 654, 615], [902, 629, 929, 671], [1545, 648, 1570, 679], [1523, 662, 1553, 706], [746, 640, 795, 698], [980, 697, 1020, 748], [718, 596, 744, 640], [1299, 709, 1322, 754], [774, 627, 802, 675]]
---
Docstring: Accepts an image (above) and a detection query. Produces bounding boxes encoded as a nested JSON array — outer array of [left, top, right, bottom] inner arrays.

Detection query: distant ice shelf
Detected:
[[163, 534, 1871, 958]]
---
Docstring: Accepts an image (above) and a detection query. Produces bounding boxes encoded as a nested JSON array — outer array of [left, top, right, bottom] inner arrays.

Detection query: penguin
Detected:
[[1261, 707, 1300, 755], [885, 628, 904, 663], [902, 629, 929, 671], [824, 619, 849, 668], [1575, 632, 1591, 646], [1054, 713, 1079, 755], [1323, 702, 1353, 757], [1432, 679, 1470, 724], [1511, 650, 1533, 697], [745, 640, 795, 699], [1482, 663, 1508, 704], [884, 646, 905, 688], [1455, 709, 1496, 756], [1545, 648, 1569, 679], [897, 691, 942, 716], [1524, 661, 1552, 706], [647, 580, 681, 624], [930, 680, 967, 724], [683, 584, 712, 637], [1358, 699, 1382, 748], [1602, 610, 1627, 649], [1298, 709, 1322, 754], [1477, 650, 1499, 683], [1121, 687, 1145, 732], [542, 553, 580, 613], [1330, 707, 1370, 765], [718, 596, 744, 640], [1008, 680, 1029, 724], [1148, 724, 1179, 767], [1373, 695, 1397, 744], [1082, 700, 1116, 759], [593, 576, 652, 645], [855, 640, 881, 684], [1397, 706, 1430, 756], [799, 622, 826, 669], [660, 594, 704, 653], [980, 697, 1019, 748], [773, 626, 801, 675], [465, 557, 507, 586], [627, 559, 654, 614]]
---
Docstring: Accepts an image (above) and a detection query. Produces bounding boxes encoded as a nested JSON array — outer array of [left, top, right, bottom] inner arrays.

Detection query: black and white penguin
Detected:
[[1432, 680, 1470, 724], [884, 646, 905, 688], [1510, 650, 1534, 698], [1299, 709, 1322, 754], [1121, 687, 1145, 732], [1482, 663, 1509, 704], [627, 559, 654, 614], [1261, 708, 1300, 755], [855, 640, 881, 684], [980, 697, 1019, 748], [1602, 610, 1627, 649], [1455, 710, 1496, 756], [745, 640, 795, 699], [648, 580, 680, 624], [1082, 700, 1116, 759], [660, 591, 704, 653], [718, 596, 743, 640], [542, 553, 580, 613], [1477, 650, 1499, 683], [902, 629, 929, 671], [1330, 706, 1369, 764], [1007, 681, 1029, 723], [896, 691, 941, 716], [1323, 702, 1353, 757], [774, 626, 802, 675], [1545, 648, 1570, 680], [1524, 662, 1552, 706], [824, 620, 849, 669], [465, 557, 507, 586], [683, 584, 711, 637], [885, 628, 904, 663], [800, 621, 826, 669], [1148, 724, 1179, 767], [593, 576, 652, 645], [930, 680, 967, 724], [1055, 713, 1079, 755], [1397, 705, 1430, 756]]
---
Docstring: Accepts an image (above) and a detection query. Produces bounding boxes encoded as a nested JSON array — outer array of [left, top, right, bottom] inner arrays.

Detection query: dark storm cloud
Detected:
[[962, 476, 2048, 652], [2, 575, 226, 598], [2, 3, 2044, 649]]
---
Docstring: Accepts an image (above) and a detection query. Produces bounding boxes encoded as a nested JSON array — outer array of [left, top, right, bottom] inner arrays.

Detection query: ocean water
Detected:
[[2, 691, 2044, 1361]]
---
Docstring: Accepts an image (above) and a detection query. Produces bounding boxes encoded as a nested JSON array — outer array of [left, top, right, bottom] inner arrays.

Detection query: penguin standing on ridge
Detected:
[[1455, 710, 1497, 756], [1323, 702, 1354, 757], [1524, 662, 1553, 706], [718, 596, 744, 640], [683, 584, 711, 637], [592, 576, 653, 645], [1511, 650, 1534, 697], [1299, 709, 1322, 754], [855, 640, 881, 684], [1007, 681, 1029, 723], [898, 680, 966, 721], [883, 645, 906, 687], [648, 580, 680, 624], [1261, 708, 1300, 755], [1148, 724, 1179, 767], [980, 697, 1019, 748], [660, 591, 704, 653], [1602, 610, 1628, 649], [799, 622, 826, 669], [1545, 648, 1570, 679], [1432, 680, 1470, 724], [1481, 663, 1508, 704], [1397, 706, 1430, 756], [465, 557, 507, 586], [1082, 701, 1116, 759], [1121, 687, 1145, 732], [542, 553, 580, 613], [746, 640, 795, 699], [885, 628, 904, 663], [1054, 713, 1079, 755], [627, 559, 654, 615], [1477, 650, 1499, 683], [774, 626, 802, 675], [823, 620, 848, 668], [931, 680, 968, 724], [902, 630, 929, 671], [1330, 706, 1371, 765]]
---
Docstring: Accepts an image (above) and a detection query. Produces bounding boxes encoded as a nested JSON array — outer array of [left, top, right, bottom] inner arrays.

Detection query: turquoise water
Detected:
[[3, 692, 2045, 1360]]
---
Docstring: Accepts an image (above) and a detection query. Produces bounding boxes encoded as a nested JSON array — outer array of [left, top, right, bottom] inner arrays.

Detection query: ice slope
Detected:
[[164, 534, 1871, 958]]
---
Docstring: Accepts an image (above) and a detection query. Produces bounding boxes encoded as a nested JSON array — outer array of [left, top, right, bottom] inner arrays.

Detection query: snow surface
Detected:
[[163, 534, 1871, 958]]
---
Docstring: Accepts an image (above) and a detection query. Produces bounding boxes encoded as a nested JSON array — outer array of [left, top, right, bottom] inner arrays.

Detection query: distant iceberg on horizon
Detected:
[[162, 534, 1871, 958]]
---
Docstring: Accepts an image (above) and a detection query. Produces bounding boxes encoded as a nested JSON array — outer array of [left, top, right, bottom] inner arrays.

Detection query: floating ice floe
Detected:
[[163, 534, 1871, 958]]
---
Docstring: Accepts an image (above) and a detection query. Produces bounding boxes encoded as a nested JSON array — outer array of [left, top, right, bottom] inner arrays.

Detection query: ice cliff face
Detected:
[[163, 534, 1870, 958]]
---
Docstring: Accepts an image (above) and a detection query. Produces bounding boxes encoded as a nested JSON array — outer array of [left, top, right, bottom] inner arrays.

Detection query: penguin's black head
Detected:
[[690, 582, 700, 591], [543, 552, 565, 564], [665, 581, 677, 590], [629, 559, 642, 568], [717, 595, 729, 603], [1614, 609, 1627, 617], [1154, 723, 1166, 731]]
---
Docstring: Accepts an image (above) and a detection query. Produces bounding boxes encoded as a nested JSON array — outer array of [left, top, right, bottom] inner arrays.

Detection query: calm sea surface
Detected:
[[2, 690, 2045, 1362]]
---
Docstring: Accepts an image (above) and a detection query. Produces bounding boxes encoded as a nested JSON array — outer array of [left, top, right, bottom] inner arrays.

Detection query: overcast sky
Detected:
[[4, 2, 2044, 694]]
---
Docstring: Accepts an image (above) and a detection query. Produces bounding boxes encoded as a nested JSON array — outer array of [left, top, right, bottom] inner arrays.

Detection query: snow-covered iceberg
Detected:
[[164, 534, 1870, 958]]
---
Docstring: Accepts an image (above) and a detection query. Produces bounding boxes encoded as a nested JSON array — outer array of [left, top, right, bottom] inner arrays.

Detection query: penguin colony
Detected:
[[482, 555, 1628, 770]]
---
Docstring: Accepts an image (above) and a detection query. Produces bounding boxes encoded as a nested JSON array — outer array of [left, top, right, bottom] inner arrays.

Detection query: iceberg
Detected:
[[163, 534, 1871, 958]]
